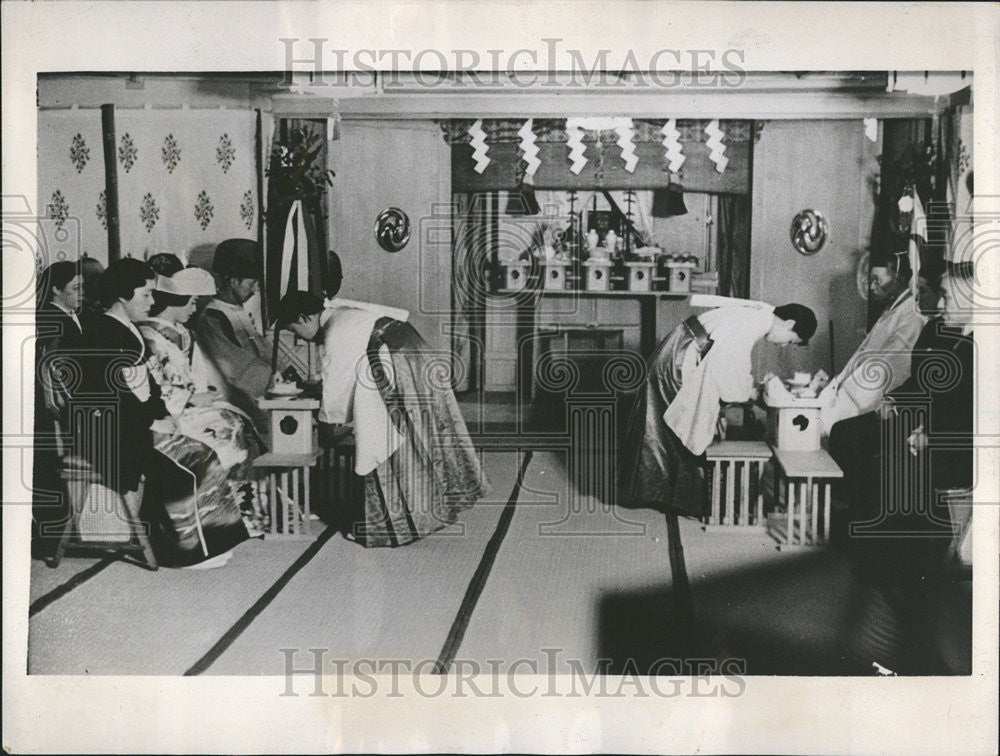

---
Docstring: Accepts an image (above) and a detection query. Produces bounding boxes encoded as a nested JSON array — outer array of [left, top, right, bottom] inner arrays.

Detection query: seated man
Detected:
[[194, 238, 273, 434], [275, 290, 490, 547], [819, 250, 926, 436], [842, 262, 974, 674]]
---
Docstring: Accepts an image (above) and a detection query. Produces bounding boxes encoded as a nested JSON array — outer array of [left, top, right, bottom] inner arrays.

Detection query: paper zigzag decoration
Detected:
[[615, 118, 638, 173], [863, 118, 878, 143], [565, 119, 588, 175], [518, 119, 541, 178], [704, 119, 729, 173], [660, 119, 685, 173], [469, 119, 491, 173]]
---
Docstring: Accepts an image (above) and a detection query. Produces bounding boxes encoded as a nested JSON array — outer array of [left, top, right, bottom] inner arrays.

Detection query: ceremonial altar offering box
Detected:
[[665, 259, 698, 292], [503, 260, 529, 291], [258, 396, 320, 455], [583, 258, 613, 291], [763, 387, 831, 452], [541, 260, 570, 290], [624, 260, 656, 292]]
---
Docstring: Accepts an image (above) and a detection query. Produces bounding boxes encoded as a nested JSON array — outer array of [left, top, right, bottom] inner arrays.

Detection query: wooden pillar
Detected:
[[100, 104, 121, 262]]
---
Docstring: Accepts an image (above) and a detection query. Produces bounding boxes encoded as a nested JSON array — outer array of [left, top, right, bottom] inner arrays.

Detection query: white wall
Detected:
[[750, 120, 879, 379], [327, 120, 452, 351]]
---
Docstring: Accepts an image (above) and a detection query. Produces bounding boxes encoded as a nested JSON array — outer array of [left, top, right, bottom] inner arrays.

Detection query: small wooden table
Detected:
[[251, 450, 321, 539], [704, 441, 773, 529], [769, 447, 843, 548]]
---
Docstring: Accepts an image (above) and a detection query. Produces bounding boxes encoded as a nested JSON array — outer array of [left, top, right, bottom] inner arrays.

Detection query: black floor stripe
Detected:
[[29, 558, 116, 617], [184, 526, 337, 676], [434, 450, 534, 674]]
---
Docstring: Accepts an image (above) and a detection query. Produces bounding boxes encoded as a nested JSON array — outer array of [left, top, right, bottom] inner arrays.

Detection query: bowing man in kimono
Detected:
[[819, 250, 926, 436], [194, 238, 273, 435], [275, 290, 490, 547], [619, 301, 817, 519]]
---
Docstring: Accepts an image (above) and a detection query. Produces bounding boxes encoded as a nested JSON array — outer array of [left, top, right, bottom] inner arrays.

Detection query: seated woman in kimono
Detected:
[[76, 258, 249, 568], [139, 257, 266, 536], [619, 301, 817, 519], [275, 290, 490, 547]]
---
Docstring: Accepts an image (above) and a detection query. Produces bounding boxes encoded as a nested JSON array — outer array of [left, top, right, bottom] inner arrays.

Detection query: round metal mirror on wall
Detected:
[[375, 207, 411, 253], [790, 209, 829, 256]]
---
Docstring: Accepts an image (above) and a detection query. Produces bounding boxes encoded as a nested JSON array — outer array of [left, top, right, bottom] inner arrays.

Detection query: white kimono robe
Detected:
[[318, 302, 407, 475], [819, 289, 926, 434], [664, 305, 775, 456]]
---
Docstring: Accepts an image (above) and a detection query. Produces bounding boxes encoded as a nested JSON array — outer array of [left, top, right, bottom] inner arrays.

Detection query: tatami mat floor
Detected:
[[26, 445, 968, 677]]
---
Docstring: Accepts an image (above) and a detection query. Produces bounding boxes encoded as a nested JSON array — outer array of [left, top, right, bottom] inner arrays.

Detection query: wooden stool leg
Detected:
[[303, 466, 312, 537], [711, 462, 721, 525], [823, 482, 832, 542], [124, 480, 157, 571], [723, 459, 736, 525], [810, 480, 819, 544], [754, 461, 764, 526], [269, 472, 278, 534], [799, 481, 809, 545], [740, 461, 750, 526], [50, 479, 81, 568], [786, 478, 795, 545]]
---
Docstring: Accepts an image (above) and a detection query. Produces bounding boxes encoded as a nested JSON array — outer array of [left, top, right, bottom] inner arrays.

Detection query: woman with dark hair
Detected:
[[138, 266, 266, 535], [147, 252, 184, 278], [76, 258, 167, 493], [32, 261, 85, 557], [77, 258, 248, 567]]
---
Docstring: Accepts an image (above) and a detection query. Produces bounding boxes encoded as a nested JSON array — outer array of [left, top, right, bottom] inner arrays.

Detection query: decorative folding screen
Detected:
[[37, 109, 106, 265], [115, 109, 258, 262], [38, 108, 259, 266]]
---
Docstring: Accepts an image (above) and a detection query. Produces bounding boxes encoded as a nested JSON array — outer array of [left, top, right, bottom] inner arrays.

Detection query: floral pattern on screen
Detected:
[[216, 134, 235, 173], [240, 190, 255, 230], [162, 134, 181, 173], [194, 190, 214, 230], [48, 190, 69, 229], [140, 193, 160, 233], [96, 191, 108, 230], [70, 133, 90, 173], [119, 133, 138, 172], [39, 109, 259, 264]]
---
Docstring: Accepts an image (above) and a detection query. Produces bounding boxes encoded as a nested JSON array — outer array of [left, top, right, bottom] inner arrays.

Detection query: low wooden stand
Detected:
[[768, 447, 843, 548], [704, 441, 772, 529], [251, 450, 321, 540]]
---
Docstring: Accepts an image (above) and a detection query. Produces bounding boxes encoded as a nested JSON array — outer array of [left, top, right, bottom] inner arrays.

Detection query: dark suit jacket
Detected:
[[74, 314, 169, 493], [34, 303, 85, 429], [887, 319, 974, 492]]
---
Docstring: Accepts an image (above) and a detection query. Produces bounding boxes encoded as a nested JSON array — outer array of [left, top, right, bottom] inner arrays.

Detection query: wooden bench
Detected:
[[251, 450, 321, 540], [768, 447, 843, 548], [704, 441, 773, 529]]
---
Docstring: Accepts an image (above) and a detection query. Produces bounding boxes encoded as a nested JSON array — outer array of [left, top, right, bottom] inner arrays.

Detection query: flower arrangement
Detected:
[[265, 125, 335, 201]]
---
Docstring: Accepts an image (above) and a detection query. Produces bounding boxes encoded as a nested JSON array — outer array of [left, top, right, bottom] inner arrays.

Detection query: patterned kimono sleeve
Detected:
[[143, 328, 194, 418]]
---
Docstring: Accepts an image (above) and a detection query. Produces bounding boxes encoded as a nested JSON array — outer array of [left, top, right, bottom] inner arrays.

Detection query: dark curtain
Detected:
[[716, 193, 752, 298], [451, 191, 496, 393]]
